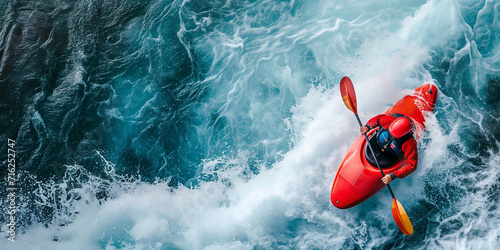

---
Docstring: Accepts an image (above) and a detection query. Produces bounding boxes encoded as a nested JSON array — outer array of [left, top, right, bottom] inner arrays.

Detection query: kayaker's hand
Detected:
[[360, 125, 369, 134], [382, 174, 392, 185]]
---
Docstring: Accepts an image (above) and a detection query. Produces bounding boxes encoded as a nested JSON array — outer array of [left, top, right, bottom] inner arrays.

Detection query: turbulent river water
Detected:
[[1, 0, 499, 249]]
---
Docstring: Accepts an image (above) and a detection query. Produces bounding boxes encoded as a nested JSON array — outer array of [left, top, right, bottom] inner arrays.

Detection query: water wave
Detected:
[[1, 0, 500, 249]]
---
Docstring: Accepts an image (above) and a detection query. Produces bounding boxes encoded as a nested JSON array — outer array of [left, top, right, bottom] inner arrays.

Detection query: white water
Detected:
[[2, 0, 500, 249]]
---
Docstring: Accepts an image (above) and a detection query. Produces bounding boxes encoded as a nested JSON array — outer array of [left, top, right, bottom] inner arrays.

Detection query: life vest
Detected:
[[375, 126, 413, 157]]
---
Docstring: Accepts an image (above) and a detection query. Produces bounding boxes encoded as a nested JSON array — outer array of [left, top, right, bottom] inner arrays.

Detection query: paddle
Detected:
[[339, 76, 414, 236]]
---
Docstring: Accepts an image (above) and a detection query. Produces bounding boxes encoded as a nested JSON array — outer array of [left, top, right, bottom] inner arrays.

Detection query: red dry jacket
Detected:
[[365, 114, 418, 179]]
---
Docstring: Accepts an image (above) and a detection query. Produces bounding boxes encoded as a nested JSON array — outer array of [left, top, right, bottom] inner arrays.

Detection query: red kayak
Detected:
[[331, 83, 438, 209]]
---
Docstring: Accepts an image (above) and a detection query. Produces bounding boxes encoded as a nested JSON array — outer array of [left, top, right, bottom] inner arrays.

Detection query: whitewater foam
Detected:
[[2, 0, 500, 249]]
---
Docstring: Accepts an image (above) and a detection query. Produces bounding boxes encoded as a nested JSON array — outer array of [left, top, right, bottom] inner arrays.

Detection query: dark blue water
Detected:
[[1, 0, 499, 249]]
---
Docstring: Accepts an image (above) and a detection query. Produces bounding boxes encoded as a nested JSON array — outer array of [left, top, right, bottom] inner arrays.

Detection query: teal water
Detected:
[[1, 0, 499, 249]]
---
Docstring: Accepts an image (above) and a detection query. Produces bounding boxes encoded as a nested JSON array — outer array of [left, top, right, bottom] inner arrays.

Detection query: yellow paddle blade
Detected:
[[392, 198, 414, 235], [339, 76, 358, 114]]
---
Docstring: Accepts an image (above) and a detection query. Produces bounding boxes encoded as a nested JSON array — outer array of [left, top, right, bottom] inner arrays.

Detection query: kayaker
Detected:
[[360, 115, 418, 185]]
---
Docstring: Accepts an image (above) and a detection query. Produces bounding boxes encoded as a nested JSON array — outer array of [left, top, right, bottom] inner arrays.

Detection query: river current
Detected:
[[1, 0, 499, 249]]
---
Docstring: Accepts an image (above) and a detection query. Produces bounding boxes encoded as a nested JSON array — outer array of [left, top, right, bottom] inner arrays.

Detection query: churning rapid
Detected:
[[1, 0, 499, 249]]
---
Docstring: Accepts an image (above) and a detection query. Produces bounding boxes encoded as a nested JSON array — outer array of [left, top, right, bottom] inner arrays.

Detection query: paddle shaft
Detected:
[[354, 114, 396, 199]]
